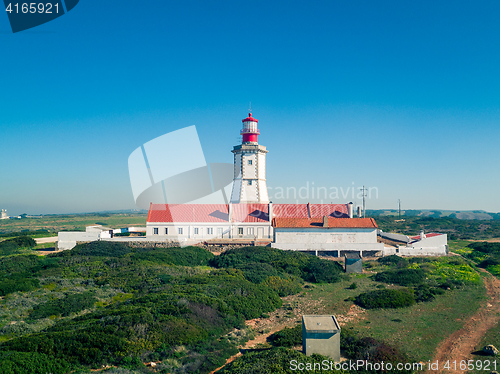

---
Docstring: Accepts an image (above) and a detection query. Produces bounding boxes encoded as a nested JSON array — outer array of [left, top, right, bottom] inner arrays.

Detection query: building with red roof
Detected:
[[145, 112, 388, 256]]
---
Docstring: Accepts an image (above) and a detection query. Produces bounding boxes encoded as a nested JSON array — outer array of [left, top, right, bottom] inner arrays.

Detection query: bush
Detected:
[[268, 325, 302, 348], [131, 246, 214, 266], [374, 268, 426, 286], [378, 255, 408, 268], [348, 282, 357, 289], [262, 276, 302, 296], [0, 351, 72, 374], [354, 289, 416, 309], [468, 242, 500, 254], [210, 247, 343, 284], [71, 241, 132, 257], [218, 347, 329, 373], [29, 291, 97, 319]]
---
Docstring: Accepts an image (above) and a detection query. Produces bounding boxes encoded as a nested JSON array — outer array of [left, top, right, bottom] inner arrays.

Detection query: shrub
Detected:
[[378, 255, 408, 268], [354, 289, 416, 309], [71, 241, 132, 257], [468, 242, 500, 254], [29, 291, 97, 319], [348, 282, 357, 289], [268, 325, 302, 348], [0, 351, 72, 374], [374, 268, 426, 286], [262, 276, 302, 296]]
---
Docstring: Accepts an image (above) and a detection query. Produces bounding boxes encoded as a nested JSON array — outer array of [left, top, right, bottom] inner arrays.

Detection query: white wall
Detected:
[[147, 222, 272, 240], [274, 228, 377, 245], [57, 231, 100, 250], [398, 234, 448, 256]]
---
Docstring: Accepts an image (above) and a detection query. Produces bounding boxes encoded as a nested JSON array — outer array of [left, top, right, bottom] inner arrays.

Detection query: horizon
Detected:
[[1, 1, 499, 215]]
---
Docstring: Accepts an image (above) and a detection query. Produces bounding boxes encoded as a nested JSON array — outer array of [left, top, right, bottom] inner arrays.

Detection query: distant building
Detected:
[[345, 253, 362, 273], [302, 315, 341, 362], [1, 209, 8, 219]]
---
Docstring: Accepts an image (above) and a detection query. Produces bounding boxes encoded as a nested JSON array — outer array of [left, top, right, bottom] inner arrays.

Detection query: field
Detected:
[[0, 213, 147, 235]]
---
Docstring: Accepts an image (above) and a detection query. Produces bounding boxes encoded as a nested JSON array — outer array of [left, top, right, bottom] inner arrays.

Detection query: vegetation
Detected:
[[0, 241, 345, 373], [374, 268, 425, 286], [268, 324, 302, 348], [354, 288, 416, 309], [210, 247, 344, 284], [218, 348, 340, 374]]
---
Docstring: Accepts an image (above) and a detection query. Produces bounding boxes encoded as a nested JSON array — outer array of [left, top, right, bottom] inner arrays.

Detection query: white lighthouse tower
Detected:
[[230, 111, 269, 204]]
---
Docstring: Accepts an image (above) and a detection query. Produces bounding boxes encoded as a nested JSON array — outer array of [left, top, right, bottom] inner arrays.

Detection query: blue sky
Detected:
[[1, 0, 499, 215]]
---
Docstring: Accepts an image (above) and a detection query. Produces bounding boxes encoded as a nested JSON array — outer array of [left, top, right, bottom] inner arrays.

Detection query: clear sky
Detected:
[[1, 0, 499, 215]]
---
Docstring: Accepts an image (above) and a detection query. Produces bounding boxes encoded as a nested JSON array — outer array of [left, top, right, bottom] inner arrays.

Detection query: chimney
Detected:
[[229, 203, 233, 223], [420, 230, 426, 240], [348, 202, 354, 219], [357, 206, 362, 217], [323, 216, 328, 227], [269, 202, 273, 222], [307, 202, 311, 218]]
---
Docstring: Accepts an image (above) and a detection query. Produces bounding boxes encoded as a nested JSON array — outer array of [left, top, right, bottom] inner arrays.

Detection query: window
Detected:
[[178, 228, 183, 235], [238, 227, 243, 235], [217, 228, 223, 236], [194, 228, 199, 235], [248, 159, 252, 165], [247, 227, 254, 236], [248, 180, 252, 185], [153, 228, 158, 235], [164, 228, 168, 235], [207, 228, 213, 235]]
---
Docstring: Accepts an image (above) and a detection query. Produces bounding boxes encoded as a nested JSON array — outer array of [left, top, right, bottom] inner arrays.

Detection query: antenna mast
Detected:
[[398, 199, 401, 219], [360, 185, 366, 218]]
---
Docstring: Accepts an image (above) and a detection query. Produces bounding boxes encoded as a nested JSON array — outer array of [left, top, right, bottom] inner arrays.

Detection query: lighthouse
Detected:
[[230, 112, 269, 203]]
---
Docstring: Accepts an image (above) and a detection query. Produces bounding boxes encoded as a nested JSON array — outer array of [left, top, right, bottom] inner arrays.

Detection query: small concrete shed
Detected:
[[302, 315, 341, 362], [345, 253, 362, 273]]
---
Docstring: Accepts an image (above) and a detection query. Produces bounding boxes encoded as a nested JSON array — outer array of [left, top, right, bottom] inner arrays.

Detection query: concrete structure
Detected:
[[271, 217, 385, 256], [57, 225, 147, 250], [1, 209, 8, 219], [398, 231, 448, 256], [230, 112, 269, 203], [302, 315, 341, 362], [345, 253, 362, 273]]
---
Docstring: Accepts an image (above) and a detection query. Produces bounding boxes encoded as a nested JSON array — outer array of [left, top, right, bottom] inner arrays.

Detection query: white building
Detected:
[[271, 216, 385, 256], [1, 209, 8, 219], [398, 232, 448, 256], [146, 202, 350, 242]]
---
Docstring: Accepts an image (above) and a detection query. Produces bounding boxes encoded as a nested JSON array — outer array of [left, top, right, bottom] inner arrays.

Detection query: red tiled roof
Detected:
[[409, 233, 444, 240], [148, 203, 351, 224], [147, 204, 230, 223], [232, 203, 269, 223], [272, 217, 378, 229], [147, 203, 269, 223], [272, 204, 348, 218]]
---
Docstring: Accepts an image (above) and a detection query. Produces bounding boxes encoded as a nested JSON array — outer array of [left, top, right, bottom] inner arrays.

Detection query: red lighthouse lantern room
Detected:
[[241, 112, 260, 143]]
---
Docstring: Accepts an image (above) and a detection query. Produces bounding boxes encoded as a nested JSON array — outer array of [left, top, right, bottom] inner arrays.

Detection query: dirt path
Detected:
[[425, 268, 500, 373]]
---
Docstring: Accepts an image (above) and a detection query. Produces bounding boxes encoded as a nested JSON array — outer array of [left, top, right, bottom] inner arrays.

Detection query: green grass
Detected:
[[297, 260, 487, 363]]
